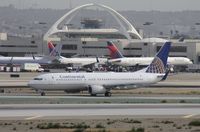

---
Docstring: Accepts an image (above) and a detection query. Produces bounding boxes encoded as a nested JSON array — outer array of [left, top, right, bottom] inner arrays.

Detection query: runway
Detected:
[[0, 95, 200, 100], [0, 104, 200, 120], [0, 95, 200, 104]]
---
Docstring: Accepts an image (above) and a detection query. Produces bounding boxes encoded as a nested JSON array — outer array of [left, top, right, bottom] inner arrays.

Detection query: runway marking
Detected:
[[25, 115, 42, 120], [183, 114, 197, 119]]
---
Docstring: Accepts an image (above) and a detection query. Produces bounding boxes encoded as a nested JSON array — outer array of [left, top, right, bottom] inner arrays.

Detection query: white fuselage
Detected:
[[28, 71, 164, 91], [0, 56, 51, 65], [108, 57, 192, 66], [58, 57, 107, 66]]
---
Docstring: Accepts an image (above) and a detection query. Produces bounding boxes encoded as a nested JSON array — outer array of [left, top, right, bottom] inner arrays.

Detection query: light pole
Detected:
[[143, 22, 153, 57], [195, 22, 200, 39], [143, 22, 153, 38], [38, 21, 47, 55]]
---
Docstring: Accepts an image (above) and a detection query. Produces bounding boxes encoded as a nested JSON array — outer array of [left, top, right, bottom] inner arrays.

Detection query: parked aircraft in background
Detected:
[[48, 41, 107, 67], [28, 41, 171, 97], [107, 41, 193, 66], [0, 46, 56, 66]]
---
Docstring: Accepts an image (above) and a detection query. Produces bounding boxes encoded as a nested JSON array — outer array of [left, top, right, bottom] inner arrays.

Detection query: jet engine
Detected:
[[88, 85, 106, 95]]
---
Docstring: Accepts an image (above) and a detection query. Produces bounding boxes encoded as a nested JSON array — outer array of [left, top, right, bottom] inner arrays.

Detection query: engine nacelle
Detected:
[[88, 85, 106, 94]]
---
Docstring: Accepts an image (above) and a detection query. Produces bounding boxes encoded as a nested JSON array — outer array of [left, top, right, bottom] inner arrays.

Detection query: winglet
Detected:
[[146, 41, 171, 73], [107, 41, 124, 59], [96, 56, 99, 63]]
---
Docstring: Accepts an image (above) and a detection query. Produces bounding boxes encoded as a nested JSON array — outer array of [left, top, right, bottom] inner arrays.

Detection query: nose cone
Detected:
[[28, 79, 40, 89], [186, 58, 193, 64], [27, 80, 34, 88], [189, 60, 193, 64]]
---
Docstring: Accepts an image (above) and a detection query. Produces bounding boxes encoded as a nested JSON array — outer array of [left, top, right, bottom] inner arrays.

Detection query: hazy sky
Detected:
[[0, 0, 200, 11]]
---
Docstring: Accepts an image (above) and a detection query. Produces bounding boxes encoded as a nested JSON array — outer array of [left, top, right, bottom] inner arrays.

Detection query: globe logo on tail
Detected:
[[146, 57, 165, 73]]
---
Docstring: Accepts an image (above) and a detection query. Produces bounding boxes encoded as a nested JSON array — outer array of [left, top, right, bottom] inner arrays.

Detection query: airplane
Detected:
[[0, 43, 59, 66], [48, 41, 107, 67], [107, 41, 193, 66], [28, 41, 171, 97]]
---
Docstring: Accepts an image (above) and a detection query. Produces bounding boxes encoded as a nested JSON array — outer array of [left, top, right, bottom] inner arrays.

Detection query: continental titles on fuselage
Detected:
[[59, 75, 85, 79]]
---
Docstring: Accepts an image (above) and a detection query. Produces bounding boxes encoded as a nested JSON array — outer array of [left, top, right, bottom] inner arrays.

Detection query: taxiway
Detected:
[[0, 104, 200, 120]]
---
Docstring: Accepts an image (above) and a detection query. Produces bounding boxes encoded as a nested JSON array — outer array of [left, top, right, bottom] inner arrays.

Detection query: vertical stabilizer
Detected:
[[107, 41, 124, 59], [146, 42, 171, 74], [48, 41, 62, 57]]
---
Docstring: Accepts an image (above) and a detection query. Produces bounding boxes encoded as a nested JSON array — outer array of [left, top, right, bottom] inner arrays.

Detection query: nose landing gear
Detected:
[[35, 90, 46, 96], [41, 91, 46, 96]]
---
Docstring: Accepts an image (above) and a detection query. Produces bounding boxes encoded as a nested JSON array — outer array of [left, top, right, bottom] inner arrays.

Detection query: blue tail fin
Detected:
[[146, 41, 171, 73], [107, 41, 124, 59]]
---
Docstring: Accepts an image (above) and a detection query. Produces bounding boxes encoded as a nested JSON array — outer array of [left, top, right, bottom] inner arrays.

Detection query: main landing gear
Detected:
[[90, 94, 97, 96], [105, 91, 112, 97], [41, 91, 46, 96], [89, 92, 112, 97], [90, 92, 111, 97]]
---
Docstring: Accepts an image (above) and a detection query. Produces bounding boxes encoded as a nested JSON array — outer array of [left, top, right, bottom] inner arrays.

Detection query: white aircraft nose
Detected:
[[189, 61, 193, 64], [186, 58, 193, 64], [27, 80, 34, 88]]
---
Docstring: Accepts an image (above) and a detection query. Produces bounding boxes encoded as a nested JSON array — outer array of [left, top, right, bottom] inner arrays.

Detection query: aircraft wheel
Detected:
[[41, 92, 46, 96], [90, 94, 97, 96], [91, 94, 96, 96], [105, 92, 111, 97]]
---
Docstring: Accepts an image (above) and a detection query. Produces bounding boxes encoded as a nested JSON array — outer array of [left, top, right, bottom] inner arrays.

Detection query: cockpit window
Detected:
[[34, 78, 43, 80]]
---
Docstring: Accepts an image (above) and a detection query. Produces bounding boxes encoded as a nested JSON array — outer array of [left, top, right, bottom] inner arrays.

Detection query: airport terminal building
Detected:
[[1, 3, 200, 64]]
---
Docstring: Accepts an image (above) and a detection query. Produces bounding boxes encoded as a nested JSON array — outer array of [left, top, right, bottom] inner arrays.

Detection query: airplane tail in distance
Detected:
[[146, 41, 171, 74], [48, 41, 55, 54], [107, 41, 124, 59], [47, 41, 62, 57]]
